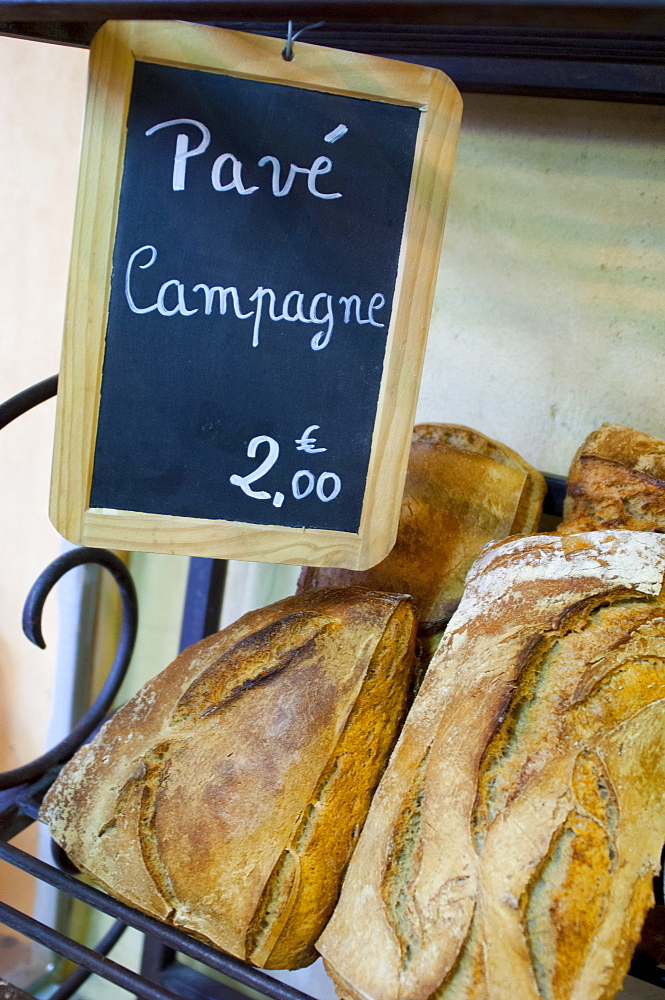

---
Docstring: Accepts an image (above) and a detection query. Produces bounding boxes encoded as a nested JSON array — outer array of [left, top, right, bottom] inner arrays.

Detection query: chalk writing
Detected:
[[90, 59, 421, 533], [296, 426, 326, 453], [146, 118, 342, 199], [230, 429, 342, 507], [124, 245, 386, 350]]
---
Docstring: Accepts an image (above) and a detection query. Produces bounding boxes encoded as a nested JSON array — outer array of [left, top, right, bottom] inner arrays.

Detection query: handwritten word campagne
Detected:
[[146, 119, 342, 199], [125, 245, 386, 350]]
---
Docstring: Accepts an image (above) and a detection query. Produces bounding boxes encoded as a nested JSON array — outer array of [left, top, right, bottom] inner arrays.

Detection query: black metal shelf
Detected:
[[0, 838, 315, 1000], [0, 379, 589, 1000], [0, 3, 664, 101], [1, 463, 662, 999], [2, 377, 663, 999]]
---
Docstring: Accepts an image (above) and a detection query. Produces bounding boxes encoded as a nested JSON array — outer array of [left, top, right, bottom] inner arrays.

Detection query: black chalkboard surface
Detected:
[[51, 22, 462, 568], [91, 60, 419, 533]]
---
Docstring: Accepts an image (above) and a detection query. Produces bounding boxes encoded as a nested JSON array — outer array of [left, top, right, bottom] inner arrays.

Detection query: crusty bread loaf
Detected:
[[561, 423, 665, 534], [40, 587, 417, 969], [317, 531, 665, 1000], [298, 424, 546, 631]]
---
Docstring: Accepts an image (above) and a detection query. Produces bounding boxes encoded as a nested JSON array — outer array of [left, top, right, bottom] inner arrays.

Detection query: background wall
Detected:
[[0, 30, 663, 997], [418, 93, 665, 475], [0, 36, 86, 772], [0, 34, 87, 985]]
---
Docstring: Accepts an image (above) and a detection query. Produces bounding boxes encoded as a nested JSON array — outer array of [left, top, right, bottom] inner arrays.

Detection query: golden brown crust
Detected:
[[317, 531, 665, 1000], [323, 960, 369, 1000], [561, 423, 665, 534], [258, 598, 417, 969], [298, 424, 545, 627], [40, 587, 417, 969]]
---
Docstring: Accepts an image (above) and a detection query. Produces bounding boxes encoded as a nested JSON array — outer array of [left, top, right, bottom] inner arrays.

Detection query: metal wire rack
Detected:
[[0, 377, 663, 999]]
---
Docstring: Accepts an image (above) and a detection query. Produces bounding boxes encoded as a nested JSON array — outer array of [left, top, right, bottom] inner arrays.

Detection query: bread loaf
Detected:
[[561, 423, 665, 534], [40, 587, 417, 969], [317, 531, 665, 1000], [298, 424, 546, 632]]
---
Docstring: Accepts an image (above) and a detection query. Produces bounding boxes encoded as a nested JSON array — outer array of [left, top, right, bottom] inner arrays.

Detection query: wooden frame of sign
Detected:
[[50, 20, 462, 569]]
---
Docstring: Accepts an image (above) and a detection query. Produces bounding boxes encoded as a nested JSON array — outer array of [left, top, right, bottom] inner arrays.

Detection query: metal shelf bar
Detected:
[[1, 10, 665, 100], [0, 1, 665, 30], [0, 841, 314, 1000], [0, 901, 183, 1000], [47, 919, 128, 1000]]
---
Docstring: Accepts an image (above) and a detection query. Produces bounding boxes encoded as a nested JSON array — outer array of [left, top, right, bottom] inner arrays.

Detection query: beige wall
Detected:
[[419, 93, 665, 475], [0, 36, 86, 768], [0, 34, 87, 973]]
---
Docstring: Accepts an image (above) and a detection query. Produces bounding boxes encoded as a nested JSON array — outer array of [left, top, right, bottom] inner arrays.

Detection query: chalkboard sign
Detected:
[[50, 21, 462, 569]]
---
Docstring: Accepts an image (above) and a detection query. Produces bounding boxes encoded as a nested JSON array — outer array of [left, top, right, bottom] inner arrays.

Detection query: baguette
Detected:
[[40, 587, 417, 969], [317, 531, 665, 1000], [298, 423, 545, 632]]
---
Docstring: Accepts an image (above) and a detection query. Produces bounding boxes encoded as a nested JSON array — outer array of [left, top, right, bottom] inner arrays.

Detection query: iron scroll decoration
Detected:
[[0, 375, 139, 792], [0, 375, 316, 1000]]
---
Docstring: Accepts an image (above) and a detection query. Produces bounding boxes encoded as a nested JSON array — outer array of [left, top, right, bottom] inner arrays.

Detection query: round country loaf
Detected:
[[40, 586, 417, 969]]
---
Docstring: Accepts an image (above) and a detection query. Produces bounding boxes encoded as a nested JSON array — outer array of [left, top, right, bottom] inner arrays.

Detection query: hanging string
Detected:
[[282, 20, 325, 61]]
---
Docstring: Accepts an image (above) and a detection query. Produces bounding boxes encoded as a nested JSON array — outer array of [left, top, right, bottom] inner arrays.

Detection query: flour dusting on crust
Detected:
[[451, 531, 665, 631]]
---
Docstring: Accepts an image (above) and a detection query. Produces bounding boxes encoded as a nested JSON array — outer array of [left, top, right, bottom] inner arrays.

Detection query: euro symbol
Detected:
[[295, 425, 327, 453]]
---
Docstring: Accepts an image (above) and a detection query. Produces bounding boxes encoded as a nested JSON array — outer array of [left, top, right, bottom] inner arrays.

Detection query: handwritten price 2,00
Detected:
[[230, 426, 341, 509]]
